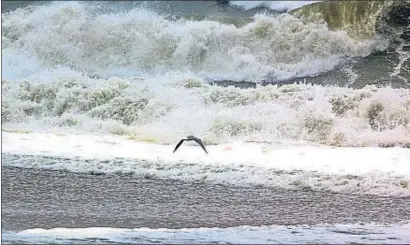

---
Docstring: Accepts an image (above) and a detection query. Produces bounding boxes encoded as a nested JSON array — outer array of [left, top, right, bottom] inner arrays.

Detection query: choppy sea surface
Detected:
[[2, 0, 410, 244]]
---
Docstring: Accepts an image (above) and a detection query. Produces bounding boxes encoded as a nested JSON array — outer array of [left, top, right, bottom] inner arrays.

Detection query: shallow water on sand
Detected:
[[2, 166, 410, 231]]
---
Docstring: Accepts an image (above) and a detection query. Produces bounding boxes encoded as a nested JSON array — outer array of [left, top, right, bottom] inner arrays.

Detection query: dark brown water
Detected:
[[2, 166, 410, 232]]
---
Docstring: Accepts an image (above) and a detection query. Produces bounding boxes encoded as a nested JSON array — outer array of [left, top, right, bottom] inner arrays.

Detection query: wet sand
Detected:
[[2, 166, 410, 231]]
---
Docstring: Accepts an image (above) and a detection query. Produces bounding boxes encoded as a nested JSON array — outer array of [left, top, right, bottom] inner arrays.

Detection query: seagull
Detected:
[[173, 135, 208, 154]]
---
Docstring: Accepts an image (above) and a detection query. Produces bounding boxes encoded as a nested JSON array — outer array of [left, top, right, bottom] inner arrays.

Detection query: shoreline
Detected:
[[2, 166, 410, 232]]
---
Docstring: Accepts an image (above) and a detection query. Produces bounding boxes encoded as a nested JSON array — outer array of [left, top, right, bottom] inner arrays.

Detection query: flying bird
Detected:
[[173, 135, 208, 154]]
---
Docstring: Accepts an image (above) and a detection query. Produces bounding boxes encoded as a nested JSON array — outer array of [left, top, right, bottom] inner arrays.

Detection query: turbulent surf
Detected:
[[1, 1, 410, 243]]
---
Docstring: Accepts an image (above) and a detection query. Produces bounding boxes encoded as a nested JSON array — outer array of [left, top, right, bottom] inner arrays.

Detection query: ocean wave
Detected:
[[1, 1, 408, 148], [3, 132, 410, 196], [2, 1, 388, 81], [3, 223, 410, 244], [229, 1, 321, 12], [2, 71, 409, 147]]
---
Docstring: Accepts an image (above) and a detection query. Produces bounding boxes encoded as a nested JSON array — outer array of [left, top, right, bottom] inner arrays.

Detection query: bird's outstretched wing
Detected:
[[173, 139, 186, 153], [193, 138, 208, 154]]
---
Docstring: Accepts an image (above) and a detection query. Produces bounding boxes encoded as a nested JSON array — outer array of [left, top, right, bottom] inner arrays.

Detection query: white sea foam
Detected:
[[2, 132, 410, 196], [2, 1, 387, 81], [2, 1, 409, 197], [2, 2, 409, 243], [2, 1, 403, 148], [229, 1, 321, 12], [2, 71, 409, 147], [3, 223, 410, 244]]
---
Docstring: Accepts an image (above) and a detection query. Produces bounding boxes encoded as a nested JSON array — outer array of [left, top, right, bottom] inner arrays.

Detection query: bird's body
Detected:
[[173, 135, 208, 154]]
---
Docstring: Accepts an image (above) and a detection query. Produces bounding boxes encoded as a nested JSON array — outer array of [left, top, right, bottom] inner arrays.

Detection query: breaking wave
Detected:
[[2, 1, 387, 81], [3, 132, 410, 196], [3, 223, 410, 244], [2, 72, 409, 147], [229, 1, 321, 12], [1, 1, 408, 148]]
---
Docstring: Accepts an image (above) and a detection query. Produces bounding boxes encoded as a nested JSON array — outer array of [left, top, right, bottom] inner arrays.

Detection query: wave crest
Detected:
[[2, 2, 388, 81], [2, 71, 409, 147]]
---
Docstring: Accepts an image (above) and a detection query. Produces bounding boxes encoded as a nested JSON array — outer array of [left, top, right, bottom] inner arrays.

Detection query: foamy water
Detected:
[[3, 132, 410, 196], [2, 1, 410, 197], [2, 71, 410, 147], [2, 2, 410, 244], [229, 1, 321, 12], [3, 223, 410, 244], [2, 2, 408, 148], [2, 1, 386, 81], [1, 1, 409, 192]]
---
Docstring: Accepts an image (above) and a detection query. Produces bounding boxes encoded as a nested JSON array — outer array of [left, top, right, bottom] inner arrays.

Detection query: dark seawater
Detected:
[[2, 166, 410, 231]]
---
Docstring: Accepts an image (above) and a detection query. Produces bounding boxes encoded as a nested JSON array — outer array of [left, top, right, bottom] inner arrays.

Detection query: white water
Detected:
[[3, 132, 410, 196], [2, 1, 386, 81], [3, 1, 407, 148], [3, 223, 410, 244], [230, 1, 321, 12], [2, 3, 409, 244], [1, 1, 409, 195], [3, 71, 410, 147]]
